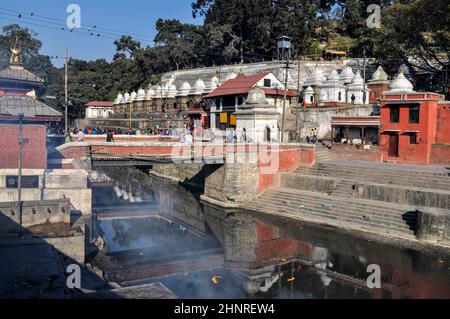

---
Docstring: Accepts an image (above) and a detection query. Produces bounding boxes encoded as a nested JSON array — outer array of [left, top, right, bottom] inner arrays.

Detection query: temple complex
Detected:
[[0, 41, 62, 125], [331, 68, 450, 165]]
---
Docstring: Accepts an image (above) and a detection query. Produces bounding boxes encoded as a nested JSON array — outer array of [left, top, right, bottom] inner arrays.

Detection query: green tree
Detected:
[[373, 0, 449, 93]]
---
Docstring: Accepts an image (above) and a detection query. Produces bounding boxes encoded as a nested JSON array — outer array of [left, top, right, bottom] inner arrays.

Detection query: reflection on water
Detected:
[[91, 166, 450, 299]]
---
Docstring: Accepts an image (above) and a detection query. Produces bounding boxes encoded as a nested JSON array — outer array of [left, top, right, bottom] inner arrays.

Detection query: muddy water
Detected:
[[90, 166, 450, 299]]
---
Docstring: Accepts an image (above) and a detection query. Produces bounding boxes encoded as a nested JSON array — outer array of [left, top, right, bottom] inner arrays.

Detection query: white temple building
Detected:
[[234, 86, 280, 143]]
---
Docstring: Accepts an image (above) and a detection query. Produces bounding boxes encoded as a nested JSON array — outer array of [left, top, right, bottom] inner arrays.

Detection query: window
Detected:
[[409, 105, 420, 124], [390, 106, 400, 123], [264, 79, 271, 88], [409, 133, 418, 144], [338, 91, 342, 101]]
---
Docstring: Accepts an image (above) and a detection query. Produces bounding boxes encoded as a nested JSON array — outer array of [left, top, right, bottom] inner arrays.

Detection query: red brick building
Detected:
[[330, 69, 450, 165], [0, 124, 47, 169], [379, 71, 450, 165]]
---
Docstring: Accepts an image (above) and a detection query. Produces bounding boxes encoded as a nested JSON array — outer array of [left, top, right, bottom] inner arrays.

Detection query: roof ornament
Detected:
[[10, 36, 23, 66]]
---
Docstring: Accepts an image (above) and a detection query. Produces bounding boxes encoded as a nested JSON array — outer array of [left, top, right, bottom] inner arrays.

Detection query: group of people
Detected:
[[226, 128, 247, 143], [306, 128, 318, 144], [63, 125, 180, 143]]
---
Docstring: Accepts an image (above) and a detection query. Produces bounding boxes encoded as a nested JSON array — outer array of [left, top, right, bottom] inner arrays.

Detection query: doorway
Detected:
[[388, 134, 399, 157], [265, 126, 271, 142]]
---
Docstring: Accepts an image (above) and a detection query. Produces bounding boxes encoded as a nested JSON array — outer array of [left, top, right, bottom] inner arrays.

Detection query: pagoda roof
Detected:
[[0, 95, 61, 118], [0, 65, 44, 85]]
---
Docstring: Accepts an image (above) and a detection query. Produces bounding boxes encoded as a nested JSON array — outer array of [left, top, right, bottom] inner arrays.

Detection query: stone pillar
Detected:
[[415, 208, 450, 242], [204, 163, 259, 204]]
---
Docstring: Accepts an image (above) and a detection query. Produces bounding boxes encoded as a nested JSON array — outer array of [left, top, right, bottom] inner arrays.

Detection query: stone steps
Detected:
[[315, 144, 336, 163], [296, 166, 450, 191], [265, 189, 417, 224], [247, 199, 414, 236], [265, 188, 411, 217], [298, 166, 450, 182], [314, 162, 450, 178], [246, 188, 417, 238]]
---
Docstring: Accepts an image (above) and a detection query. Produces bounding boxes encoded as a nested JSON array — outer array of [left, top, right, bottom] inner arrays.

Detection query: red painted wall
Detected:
[[255, 221, 313, 265], [379, 93, 446, 164], [0, 124, 47, 169], [436, 103, 450, 144], [430, 144, 450, 165]]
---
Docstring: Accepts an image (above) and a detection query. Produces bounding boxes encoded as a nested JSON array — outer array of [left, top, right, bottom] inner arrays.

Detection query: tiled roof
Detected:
[[85, 101, 114, 107], [203, 73, 268, 98], [0, 95, 62, 118], [0, 65, 44, 84], [203, 73, 297, 98]]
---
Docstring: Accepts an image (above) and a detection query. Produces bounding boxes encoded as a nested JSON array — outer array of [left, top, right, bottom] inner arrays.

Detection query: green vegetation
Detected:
[[0, 0, 448, 119]]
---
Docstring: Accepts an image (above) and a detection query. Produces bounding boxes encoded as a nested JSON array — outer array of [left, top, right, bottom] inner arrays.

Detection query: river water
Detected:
[[89, 166, 450, 299]]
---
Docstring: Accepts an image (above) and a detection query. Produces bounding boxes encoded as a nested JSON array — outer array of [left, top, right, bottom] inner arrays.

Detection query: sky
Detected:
[[0, 0, 202, 67]]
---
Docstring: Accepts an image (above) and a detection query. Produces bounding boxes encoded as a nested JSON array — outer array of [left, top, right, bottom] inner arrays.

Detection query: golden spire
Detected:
[[10, 36, 23, 66]]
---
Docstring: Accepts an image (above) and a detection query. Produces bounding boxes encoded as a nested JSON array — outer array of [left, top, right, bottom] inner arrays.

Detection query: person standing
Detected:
[[77, 130, 85, 142], [64, 131, 71, 143], [106, 130, 115, 142]]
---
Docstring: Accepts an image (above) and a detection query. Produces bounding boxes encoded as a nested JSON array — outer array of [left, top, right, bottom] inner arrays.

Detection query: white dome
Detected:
[[136, 88, 146, 100], [115, 93, 124, 104], [305, 68, 326, 86], [165, 83, 178, 98], [192, 79, 206, 95], [145, 87, 155, 100], [124, 92, 130, 102], [178, 82, 192, 97], [154, 85, 163, 98], [371, 66, 388, 81], [304, 86, 314, 94], [322, 70, 343, 88], [347, 71, 364, 89], [389, 70, 414, 93], [130, 91, 137, 101], [340, 67, 355, 84], [207, 76, 220, 91]]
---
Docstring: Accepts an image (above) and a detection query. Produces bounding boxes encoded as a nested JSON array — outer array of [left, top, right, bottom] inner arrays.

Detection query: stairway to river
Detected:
[[245, 160, 450, 243]]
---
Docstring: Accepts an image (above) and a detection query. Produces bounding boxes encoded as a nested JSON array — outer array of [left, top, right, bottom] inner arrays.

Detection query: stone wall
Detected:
[[353, 182, 450, 209], [0, 169, 92, 215], [204, 163, 259, 203], [0, 198, 70, 232], [332, 144, 382, 161], [44, 230, 85, 264], [297, 105, 375, 139], [281, 174, 336, 194]]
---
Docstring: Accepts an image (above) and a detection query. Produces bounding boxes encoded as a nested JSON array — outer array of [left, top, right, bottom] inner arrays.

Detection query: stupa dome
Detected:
[[371, 66, 389, 81], [192, 79, 206, 95], [388, 70, 414, 93], [245, 86, 268, 105], [340, 67, 355, 84]]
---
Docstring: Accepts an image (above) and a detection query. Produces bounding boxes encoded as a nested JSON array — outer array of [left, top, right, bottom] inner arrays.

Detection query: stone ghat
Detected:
[[244, 161, 450, 249]]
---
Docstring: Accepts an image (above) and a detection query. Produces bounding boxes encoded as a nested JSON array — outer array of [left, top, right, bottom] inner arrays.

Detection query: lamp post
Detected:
[[278, 36, 293, 143], [18, 113, 24, 237], [64, 48, 69, 133]]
